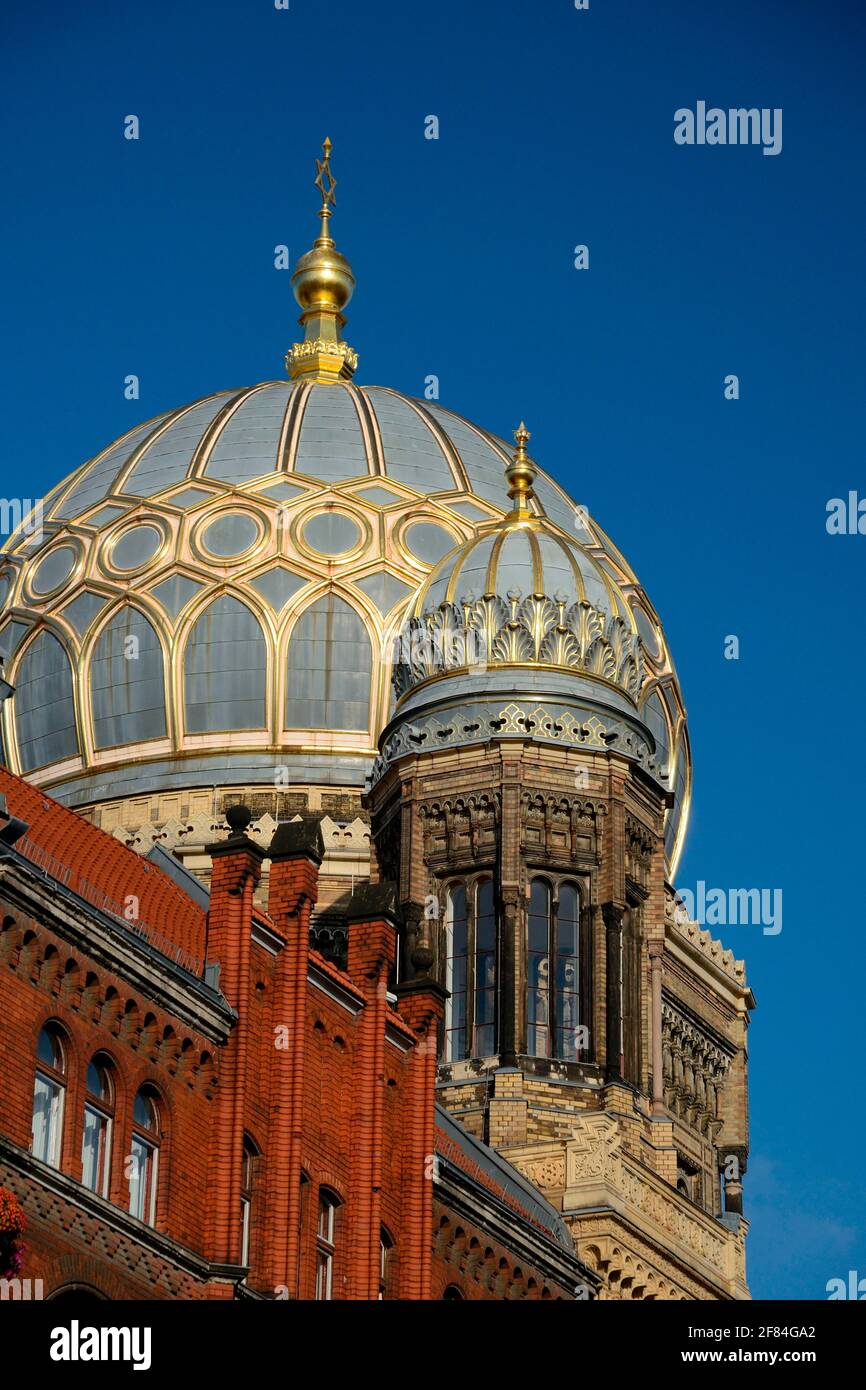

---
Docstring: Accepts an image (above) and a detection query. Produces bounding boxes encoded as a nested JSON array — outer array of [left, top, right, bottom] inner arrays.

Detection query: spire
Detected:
[[505, 421, 538, 519], [286, 138, 358, 383]]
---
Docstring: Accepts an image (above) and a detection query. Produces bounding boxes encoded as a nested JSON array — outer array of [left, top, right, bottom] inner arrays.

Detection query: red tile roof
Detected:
[[0, 767, 206, 969]]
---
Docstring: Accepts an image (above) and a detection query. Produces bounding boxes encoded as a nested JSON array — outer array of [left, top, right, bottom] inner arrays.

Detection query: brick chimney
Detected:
[[204, 806, 265, 1276], [344, 882, 400, 1299], [263, 815, 323, 1296], [394, 949, 447, 1300]]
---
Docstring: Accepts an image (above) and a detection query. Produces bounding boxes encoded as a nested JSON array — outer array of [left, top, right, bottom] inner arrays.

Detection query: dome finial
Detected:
[[313, 136, 337, 247], [286, 137, 358, 383], [505, 421, 538, 518]]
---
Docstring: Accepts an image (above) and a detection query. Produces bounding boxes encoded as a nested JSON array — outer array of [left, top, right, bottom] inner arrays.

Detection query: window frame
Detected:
[[378, 1227, 394, 1300], [128, 1086, 161, 1227], [315, 1189, 340, 1300], [81, 1054, 115, 1199], [32, 1024, 67, 1169], [240, 1135, 259, 1272], [525, 876, 587, 1062], [441, 874, 498, 1062]]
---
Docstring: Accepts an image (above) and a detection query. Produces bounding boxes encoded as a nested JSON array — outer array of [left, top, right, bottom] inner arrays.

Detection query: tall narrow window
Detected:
[[240, 1137, 258, 1268], [129, 1087, 160, 1225], [378, 1228, 394, 1300], [32, 1025, 66, 1167], [474, 879, 496, 1056], [526, 879, 582, 1061], [526, 880, 551, 1057], [556, 885, 580, 1061], [286, 594, 372, 732], [81, 1055, 114, 1197], [444, 884, 468, 1062], [315, 1191, 339, 1300]]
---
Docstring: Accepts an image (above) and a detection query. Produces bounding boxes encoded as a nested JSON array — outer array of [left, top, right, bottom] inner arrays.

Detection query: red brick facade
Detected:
[[0, 771, 591, 1302]]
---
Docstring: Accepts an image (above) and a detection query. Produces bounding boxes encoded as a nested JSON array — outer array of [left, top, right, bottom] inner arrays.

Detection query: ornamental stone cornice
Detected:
[[393, 593, 644, 702], [506, 1113, 748, 1299]]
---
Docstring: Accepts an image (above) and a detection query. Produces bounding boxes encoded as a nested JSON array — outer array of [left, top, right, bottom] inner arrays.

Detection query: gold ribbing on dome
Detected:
[[286, 138, 358, 383], [505, 421, 538, 520]]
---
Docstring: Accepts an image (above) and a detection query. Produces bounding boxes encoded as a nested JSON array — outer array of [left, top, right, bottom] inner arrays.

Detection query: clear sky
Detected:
[[3, 0, 864, 1299]]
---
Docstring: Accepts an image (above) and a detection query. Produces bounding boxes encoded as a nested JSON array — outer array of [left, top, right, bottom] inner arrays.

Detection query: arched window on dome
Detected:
[[184, 595, 267, 733], [90, 607, 166, 749], [285, 593, 371, 732], [526, 879, 583, 1062], [15, 630, 79, 771]]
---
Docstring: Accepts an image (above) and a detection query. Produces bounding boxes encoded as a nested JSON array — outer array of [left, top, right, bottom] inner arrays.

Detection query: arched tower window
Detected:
[[444, 884, 468, 1061], [90, 607, 166, 748], [526, 878, 582, 1061], [285, 593, 371, 732], [15, 631, 79, 770], [184, 595, 266, 732], [474, 879, 496, 1056], [443, 878, 497, 1062]]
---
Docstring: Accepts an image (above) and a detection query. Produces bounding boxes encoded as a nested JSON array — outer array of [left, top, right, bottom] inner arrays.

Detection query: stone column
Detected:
[[719, 1145, 747, 1216], [499, 886, 519, 1067], [602, 902, 624, 1083]]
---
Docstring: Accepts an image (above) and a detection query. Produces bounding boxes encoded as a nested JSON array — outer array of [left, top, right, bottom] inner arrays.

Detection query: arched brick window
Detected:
[[240, 1135, 260, 1271], [32, 1023, 67, 1167], [129, 1085, 161, 1226], [81, 1053, 115, 1198], [379, 1227, 395, 1299], [315, 1189, 341, 1300]]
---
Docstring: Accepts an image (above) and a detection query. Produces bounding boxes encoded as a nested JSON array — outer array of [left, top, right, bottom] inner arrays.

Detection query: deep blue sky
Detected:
[[3, 0, 864, 1299]]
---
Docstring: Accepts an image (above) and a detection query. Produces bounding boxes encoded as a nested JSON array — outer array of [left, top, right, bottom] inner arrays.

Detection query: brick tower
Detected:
[[366, 425, 753, 1301]]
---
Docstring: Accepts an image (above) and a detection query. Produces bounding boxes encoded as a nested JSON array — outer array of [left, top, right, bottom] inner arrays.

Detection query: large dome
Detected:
[[0, 144, 690, 875]]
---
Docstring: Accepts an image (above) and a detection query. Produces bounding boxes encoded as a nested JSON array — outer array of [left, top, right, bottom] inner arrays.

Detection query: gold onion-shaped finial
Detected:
[[286, 137, 358, 382], [505, 421, 538, 517]]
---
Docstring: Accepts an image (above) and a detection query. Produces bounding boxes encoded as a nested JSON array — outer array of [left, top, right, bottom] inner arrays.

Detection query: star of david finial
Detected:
[[315, 136, 337, 211]]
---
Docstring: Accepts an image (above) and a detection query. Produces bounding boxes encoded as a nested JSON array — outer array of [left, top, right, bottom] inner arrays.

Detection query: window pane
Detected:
[[133, 1089, 156, 1131], [556, 884, 580, 1060], [184, 596, 267, 732], [32, 1072, 62, 1165], [286, 595, 372, 731], [90, 607, 167, 747], [527, 880, 551, 1056], [315, 1250, 333, 1300], [129, 1135, 155, 1222], [240, 1196, 251, 1266], [37, 1027, 63, 1071], [317, 1195, 335, 1243], [82, 1104, 110, 1194], [445, 885, 468, 1061], [86, 1060, 111, 1102], [474, 880, 496, 1056]]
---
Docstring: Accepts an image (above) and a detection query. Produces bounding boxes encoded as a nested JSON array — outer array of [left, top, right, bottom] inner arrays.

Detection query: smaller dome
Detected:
[[412, 524, 628, 624], [392, 426, 643, 706]]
